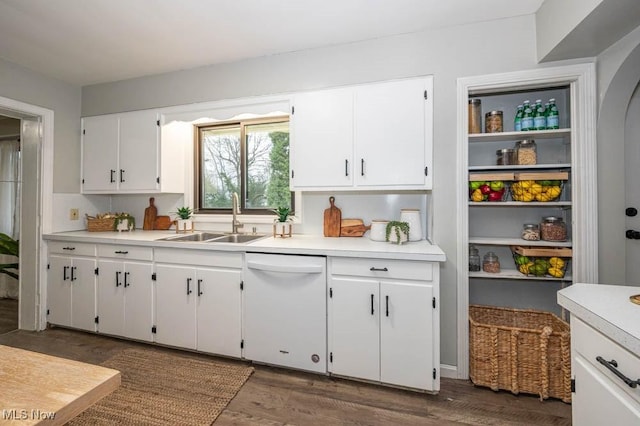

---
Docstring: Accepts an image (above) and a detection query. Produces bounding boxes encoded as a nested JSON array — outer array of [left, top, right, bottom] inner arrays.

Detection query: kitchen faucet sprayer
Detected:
[[232, 192, 244, 234]]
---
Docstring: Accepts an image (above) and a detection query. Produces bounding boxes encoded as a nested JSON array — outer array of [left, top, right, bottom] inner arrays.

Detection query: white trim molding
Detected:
[[455, 63, 598, 379]]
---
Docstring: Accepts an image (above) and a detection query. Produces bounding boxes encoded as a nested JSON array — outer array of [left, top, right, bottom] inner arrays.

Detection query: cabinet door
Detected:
[[195, 268, 242, 357], [354, 78, 431, 188], [329, 277, 379, 381], [118, 110, 159, 192], [82, 115, 118, 192], [573, 356, 640, 425], [380, 281, 434, 390], [155, 265, 197, 349], [47, 256, 72, 327], [97, 259, 125, 336], [122, 261, 153, 342], [291, 88, 354, 188], [70, 257, 97, 332]]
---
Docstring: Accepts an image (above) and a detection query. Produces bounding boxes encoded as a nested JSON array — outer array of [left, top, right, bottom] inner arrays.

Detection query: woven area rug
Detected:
[[67, 348, 254, 425]]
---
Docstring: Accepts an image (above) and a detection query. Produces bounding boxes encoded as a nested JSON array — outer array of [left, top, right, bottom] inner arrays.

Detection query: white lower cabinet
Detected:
[[47, 242, 97, 331], [154, 249, 242, 358], [96, 245, 154, 342], [328, 257, 439, 391], [571, 316, 640, 425]]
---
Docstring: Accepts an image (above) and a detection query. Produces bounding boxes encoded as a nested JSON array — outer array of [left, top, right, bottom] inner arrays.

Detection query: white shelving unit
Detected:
[[455, 64, 598, 379]]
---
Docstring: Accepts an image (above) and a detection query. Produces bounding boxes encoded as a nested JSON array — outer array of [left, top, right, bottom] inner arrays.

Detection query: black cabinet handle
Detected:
[[124, 272, 130, 287], [370, 294, 374, 315], [345, 159, 349, 176], [71, 266, 77, 281], [63, 266, 68, 281], [197, 279, 203, 296], [114, 251, 129, 254], [62, 247, 75, 251], [370, 267, 388, 272], [115, 271, 121, 287], [187, 278, 192, 295], [596, 356, 640, 388], [385, 295, 389, 317], [361, 158, 365, 176], [120, 169, 125, 183], [110, 169, 115, 183]]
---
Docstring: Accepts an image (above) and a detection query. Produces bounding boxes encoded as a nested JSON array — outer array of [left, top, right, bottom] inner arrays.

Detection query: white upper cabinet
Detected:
[[82, 110, 184, 194], [290, 76, 433, 190]]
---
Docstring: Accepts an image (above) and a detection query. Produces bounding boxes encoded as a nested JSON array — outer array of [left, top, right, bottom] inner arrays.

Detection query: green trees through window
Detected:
[[197, 117, 292, 214]]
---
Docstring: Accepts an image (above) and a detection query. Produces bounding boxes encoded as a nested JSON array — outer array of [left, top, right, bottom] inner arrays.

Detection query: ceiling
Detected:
[[0, 0, 544, 86]]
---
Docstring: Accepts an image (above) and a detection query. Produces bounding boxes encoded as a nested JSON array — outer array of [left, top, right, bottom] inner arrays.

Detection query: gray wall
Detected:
[[82, 15, 555, 367], [0, 57, 82, 193]]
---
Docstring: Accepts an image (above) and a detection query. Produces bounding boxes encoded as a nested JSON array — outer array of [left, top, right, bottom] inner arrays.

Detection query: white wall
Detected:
[[0, 57, 82, 193], [78, 15, 554, 367]]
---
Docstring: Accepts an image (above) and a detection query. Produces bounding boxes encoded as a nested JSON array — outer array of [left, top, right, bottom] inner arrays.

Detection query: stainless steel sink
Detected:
[[207, 234, 266, 243], [158, 232, 225, 242]]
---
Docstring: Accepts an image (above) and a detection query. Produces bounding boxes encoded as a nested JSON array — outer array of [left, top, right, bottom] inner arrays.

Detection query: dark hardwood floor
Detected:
[[0, 298, 18, 334], [0, 314, 571, 425]]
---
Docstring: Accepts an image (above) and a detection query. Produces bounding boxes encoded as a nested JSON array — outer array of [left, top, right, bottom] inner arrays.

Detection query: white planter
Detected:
[[387, 226, 409, 245], [176, 219, 193, 232]]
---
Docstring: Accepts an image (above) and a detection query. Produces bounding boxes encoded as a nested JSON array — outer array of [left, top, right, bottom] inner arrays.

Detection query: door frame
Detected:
[[455, 63, 598, 379], [0, 95, 53, 331]]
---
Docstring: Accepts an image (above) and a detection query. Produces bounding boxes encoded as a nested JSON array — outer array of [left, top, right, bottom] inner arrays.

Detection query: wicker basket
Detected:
[[86, 217, 116, 232], [469, 305, 571, 403]]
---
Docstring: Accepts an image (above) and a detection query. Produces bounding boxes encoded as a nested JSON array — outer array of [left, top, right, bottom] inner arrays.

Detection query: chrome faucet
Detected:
[[231, 192, 244, 234]]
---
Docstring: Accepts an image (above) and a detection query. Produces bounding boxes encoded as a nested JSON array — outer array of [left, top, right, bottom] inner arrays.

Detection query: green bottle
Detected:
[[514, 105, 523, 132], [533, 99, 546, 131], [521, 100, 533, 131], [546, 98, 559, 129]]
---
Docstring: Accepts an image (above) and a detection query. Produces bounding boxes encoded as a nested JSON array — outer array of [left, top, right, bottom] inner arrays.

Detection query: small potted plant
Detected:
[[114, 213, 135, 232], [173, 206, 194, 233], [385, 221, 410, 245], [272, 206, 292, 238]]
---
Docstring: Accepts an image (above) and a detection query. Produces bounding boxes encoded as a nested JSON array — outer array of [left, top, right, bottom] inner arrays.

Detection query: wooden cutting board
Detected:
[[340, 219, 371, 237], [154, 215, 173, 230], [323, 196, 341, 237], [143, 197, 158, 230]]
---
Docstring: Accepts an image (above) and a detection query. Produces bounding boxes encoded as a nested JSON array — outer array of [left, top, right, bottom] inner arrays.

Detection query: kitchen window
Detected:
[[195, 117, 293, 215]]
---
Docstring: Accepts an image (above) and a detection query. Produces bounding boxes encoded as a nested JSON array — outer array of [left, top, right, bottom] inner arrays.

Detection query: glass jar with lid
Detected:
[[485, 110, 503, 133], [540, 216, 567, 241], [468, 99, 482, 134], [515, 139, 537, 165], [521, 223, 540, 241], [482, 251, 500, 273], [469, 245, 481, 272]]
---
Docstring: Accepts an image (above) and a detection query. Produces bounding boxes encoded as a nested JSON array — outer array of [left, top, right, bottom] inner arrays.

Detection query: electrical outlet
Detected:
[[70, 208, 79, 220]]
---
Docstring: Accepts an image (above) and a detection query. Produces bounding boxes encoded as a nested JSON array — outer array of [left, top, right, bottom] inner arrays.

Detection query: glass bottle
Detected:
[[521, 100, 533, 131], [469, 245, 481, 272], [546, 98, 559, 129], [533, 99, 546, 131], [468, 99, 482, 134], [482, 251, 500, 273], [514, 104, 523, 132]]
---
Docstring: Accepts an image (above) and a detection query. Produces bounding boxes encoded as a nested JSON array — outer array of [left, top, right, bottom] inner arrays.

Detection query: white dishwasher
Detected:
[[243, 253, 327, 373]]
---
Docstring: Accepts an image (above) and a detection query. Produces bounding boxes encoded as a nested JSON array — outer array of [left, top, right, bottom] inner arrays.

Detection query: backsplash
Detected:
[[52, 192, 430, 239]]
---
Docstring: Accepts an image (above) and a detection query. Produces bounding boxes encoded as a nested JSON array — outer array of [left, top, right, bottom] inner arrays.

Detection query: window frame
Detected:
[[194, 115, 293, 215]]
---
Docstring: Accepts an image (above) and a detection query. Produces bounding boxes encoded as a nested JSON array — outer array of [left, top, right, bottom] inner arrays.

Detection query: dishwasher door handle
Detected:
[[246, 261, 324, 274]]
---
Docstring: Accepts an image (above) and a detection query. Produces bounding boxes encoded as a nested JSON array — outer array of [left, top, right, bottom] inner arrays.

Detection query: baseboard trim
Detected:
[[440, 364, 458, 379]]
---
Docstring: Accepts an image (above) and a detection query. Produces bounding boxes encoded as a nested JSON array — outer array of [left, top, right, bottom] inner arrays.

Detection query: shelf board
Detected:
[[468, 163, 571, 171], [469, 201, 571, 207], [469, 237, 572, 247], [468, 128, 571, 143], [469, 269, 572, 281]]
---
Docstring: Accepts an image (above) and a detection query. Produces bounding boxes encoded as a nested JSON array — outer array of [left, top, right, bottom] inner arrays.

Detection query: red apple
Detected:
[[488, 191, 504, 201], [480, 184, 491, 195]]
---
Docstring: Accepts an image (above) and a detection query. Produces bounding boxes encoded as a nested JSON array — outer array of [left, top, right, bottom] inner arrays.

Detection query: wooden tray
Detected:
[[511, 246, 572, 258], [513, 171, 569, 181], [469, 172, 515, 182]]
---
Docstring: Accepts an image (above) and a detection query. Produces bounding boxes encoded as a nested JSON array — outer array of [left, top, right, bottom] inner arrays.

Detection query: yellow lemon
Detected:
[[548, 267, 564, 278], [549, 257, 565, 269], [521, 192, 534, 202], [546, 186, 562, 200], [520, 180, 533, 189], [535, 193, 550, 202], [530, 183, 543, 195]]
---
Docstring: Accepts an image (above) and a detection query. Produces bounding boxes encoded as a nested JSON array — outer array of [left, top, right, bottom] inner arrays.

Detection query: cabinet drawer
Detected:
[[330, 257, 433, 281], [97, 244, 152, 261], [572, 316, 640, 404], [154, 248, 242, 269], [48, 241, 95, 256]]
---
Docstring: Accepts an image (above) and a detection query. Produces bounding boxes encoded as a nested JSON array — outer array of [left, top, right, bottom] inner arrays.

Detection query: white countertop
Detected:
[[43, 231, 446, 262], [558, 283, 640, 355]]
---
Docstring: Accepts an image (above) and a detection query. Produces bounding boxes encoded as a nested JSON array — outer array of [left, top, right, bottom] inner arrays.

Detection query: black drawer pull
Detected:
[[63, 266, 69, 281], [124, 272, 130, 287], [385, 295, 389, 317], [120, 169, 125, 183], [370, 267, 388, 272], [361, 158, 365, 176], [345, 159, 349, 177], [115, 271, 121, 287], [187, 278, 192, 295], [197, 279, 203, 296], [70, 266, 77, 281], [596, 356, 640, 388], [110, 169, 115, 183], [62, 247, 75, 251], [114, 251, 129, 254], [370, 294, 374, 315]]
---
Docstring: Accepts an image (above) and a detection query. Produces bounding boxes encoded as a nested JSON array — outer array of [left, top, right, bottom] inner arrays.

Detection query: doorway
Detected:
[[0, 115, 20, 334], [625, 81, 640, 285]]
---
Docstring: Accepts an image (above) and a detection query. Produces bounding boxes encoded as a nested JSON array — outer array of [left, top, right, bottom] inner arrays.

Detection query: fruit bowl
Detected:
[[468, 180, 509, 202], [510, 180, 564, 202], [511, 246, 572, 278]]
